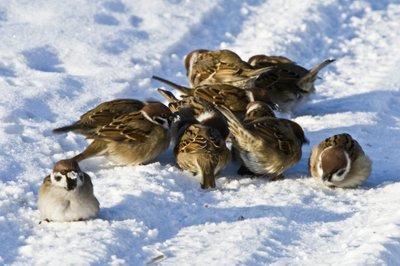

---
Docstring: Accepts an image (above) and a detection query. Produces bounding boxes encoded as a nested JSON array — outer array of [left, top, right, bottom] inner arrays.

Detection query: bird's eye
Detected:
[[336, 169, 345, 176], [161, 113, 169, 118]]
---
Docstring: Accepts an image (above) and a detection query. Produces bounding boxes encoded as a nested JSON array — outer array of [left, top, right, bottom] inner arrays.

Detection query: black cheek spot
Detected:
[[154, 117, 164, 125], [337, 169, 346, 176], [55, 176, 62, 181]]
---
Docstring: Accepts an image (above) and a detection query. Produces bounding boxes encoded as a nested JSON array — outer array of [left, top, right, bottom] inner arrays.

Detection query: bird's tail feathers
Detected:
[[152, 75, 192, 95], [297, 59, 335, 91], [157, 88, 179, 103]]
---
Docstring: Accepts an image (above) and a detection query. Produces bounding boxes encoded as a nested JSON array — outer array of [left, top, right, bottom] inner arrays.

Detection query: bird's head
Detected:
[[318, 146, 351, 185], [51, 159, 84, 191]]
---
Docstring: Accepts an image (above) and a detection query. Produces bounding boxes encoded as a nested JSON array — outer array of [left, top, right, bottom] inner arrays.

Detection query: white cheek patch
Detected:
[[50, 172, 68, 188], [197, 111, 215, 123], [317, 154, 324, 178], [246, 90, 255, 102], [67, 171, 78, 179], [141, 110, 153, 123], [246, 102, 263, 115], [331, 152, 351, 182], [142, 112, 169, 129]]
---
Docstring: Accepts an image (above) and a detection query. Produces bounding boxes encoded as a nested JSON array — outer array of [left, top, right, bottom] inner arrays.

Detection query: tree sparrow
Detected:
[[55, 101, 172, 165], [248, 54, 335, 112], [217, 102, 308, 179], [173, 110, 231, 189], [309, 133, 372, 188], [38, 159, 99, 222], [185, 49, 274, 89], [53, 99, 145, 136]]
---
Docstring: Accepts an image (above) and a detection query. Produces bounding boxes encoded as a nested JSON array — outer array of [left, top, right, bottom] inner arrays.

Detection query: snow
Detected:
[[1, 0, 400, 265]]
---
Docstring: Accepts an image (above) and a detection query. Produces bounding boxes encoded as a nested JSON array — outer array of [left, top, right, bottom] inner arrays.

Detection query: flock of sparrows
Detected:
[[38, 49, 372, 222]]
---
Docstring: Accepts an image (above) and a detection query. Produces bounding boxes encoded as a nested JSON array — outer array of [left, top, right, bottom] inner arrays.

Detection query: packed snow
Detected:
[[1, 0, 400, 265]]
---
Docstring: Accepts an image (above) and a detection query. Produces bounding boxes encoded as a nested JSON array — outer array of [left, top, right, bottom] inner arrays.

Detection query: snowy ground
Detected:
[[1, 0, 400, 265]]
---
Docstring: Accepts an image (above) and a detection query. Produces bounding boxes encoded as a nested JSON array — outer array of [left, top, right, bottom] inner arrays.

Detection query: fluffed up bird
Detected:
[[38, 159, 99, 222], [173, 109, 231, 189], [153, 75, 276, 120], [185, 49, 274, 89], [309, 133, 372, 188], [54, 100, 172, 165], [217, 102, 308, 180], [248, 54, 335, 112]]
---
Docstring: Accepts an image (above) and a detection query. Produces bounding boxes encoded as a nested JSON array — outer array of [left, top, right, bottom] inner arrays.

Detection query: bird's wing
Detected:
[[91, 112, 154, 143]]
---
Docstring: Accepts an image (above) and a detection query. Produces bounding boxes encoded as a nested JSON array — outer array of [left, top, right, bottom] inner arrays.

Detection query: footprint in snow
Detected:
[[94, 13, 119, 26], [129, 16, 142, 27], [102, 39, 129, 55], [0, 9, 7, 22], [60, 77, 85, 98], [102, 0, 126, 13], [22, 45, 64, 73], [0, 66, 15, 77], [101, 30, 149, 55]]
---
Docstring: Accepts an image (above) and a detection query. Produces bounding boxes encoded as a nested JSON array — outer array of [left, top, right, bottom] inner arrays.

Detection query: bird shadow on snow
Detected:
[[98, 186, 353, 261], [380, 237, 400, 265], [0, 65, 16, 77], [93, 0, 126, 26], [22, 45, 65, 73], [93, 0, 149, 56], [298, 90, 400, 117]]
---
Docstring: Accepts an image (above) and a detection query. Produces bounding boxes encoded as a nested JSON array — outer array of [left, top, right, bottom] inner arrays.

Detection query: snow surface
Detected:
[[1, 0, 400, 265]]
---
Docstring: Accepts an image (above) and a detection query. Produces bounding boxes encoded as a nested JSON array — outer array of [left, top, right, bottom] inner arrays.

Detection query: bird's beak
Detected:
[[322, 174, 332, 182]]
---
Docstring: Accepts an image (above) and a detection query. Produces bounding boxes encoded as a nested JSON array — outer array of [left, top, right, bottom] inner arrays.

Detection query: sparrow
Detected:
[[248, 54, 335, 112], [309, 133, 372, 188], [216, 102, 308, 179], [153, 75, 276, 120], [53, 99, 145, 136], [173, 110, 231, 189], [185, 49, 274, 89], [157, 88, 230, 140], [55, 101, 173, 165], [38, 159, 100, 222]]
